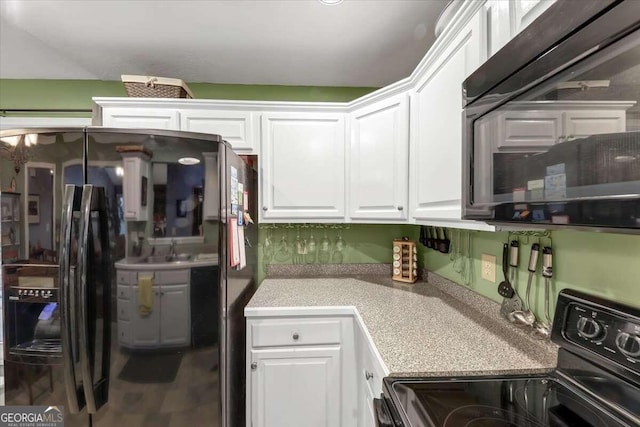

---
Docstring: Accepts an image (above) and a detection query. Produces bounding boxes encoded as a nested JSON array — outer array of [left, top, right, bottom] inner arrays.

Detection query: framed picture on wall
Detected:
[[28, 194, 40, 224]]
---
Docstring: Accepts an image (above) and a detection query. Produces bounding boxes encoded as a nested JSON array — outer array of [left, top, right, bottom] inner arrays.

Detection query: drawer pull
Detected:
[[365, 371, 374, 380], [292, 332, 300, 341], [251, 362, 257, 370]]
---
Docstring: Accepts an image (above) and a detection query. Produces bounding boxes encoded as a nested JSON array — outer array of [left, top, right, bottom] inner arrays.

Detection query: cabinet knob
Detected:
[[365, 371, 374, 380], [262, 206, 268, 211], [292, 332, 300, 341], [397, 206, 404, 211], [251, 362, 257, 370]]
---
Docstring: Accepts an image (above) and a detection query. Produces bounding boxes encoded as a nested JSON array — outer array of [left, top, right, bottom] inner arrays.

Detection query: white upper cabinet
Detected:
[[410, 12, 482, 223], [260, 112, 346, 222], [102, 107, 179, 129], [482, 0, 512, 58], [180, 109, 258, 153], [511, 0, 556, 36], [349, 93, 409, 221], [96, 100, 259, 154]]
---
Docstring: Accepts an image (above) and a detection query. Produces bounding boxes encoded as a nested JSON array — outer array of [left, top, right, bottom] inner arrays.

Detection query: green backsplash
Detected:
[[256, 224, 415, 283], [412, 228, 640, 319], [0, 79, 376, 113]]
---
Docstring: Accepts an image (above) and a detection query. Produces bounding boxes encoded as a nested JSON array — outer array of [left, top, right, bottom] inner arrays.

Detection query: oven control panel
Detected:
[[7, 287, 58, 303], [564, 302, 640, 371]]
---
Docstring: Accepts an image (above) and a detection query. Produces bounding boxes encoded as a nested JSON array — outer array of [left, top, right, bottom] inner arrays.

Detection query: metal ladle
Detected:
[[512, 243, 540, 326], [533, 246, 553, 338]]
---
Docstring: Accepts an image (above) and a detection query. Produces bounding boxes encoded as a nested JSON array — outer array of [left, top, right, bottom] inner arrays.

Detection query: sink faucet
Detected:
[[169, 239, 177, 257]]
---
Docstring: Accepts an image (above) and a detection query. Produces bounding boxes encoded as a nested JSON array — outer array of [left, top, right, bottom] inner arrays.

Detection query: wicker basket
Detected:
[[121, 75, 194, 99]]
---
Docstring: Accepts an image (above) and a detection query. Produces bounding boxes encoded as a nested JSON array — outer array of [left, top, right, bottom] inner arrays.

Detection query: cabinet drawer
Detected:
[[117, 299, 131, 321], [117, 270, 132, 285], [118, 320, 132, 344], [251, 318, 342, 348], [156, 270, 189, 285], [117, 285, 131, 300]]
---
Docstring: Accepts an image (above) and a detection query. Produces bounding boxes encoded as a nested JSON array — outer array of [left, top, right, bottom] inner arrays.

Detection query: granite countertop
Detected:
[[246, 274, 558, 377]]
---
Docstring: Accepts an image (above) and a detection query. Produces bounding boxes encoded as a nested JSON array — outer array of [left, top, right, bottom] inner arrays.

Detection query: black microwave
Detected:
[[462, 0, 640, 233]]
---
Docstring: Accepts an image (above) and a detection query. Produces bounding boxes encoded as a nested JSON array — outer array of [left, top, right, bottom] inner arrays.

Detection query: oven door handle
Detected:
[[374, 398, 396, 427], [59, 184, 84, 414]]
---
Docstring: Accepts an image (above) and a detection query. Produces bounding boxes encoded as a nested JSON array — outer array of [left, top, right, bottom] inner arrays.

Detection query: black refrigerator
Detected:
[[0, 127, 258, 427]]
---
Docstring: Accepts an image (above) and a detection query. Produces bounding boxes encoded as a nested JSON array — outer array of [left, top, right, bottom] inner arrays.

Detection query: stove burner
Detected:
[[443, 404, 545, 427]]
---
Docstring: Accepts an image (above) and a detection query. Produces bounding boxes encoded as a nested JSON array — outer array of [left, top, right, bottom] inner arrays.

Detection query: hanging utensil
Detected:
[[431, 226, 441, 251], [437, 228, 451, 254], [499, 242, 522, 319], [424, 227, 432, 249], [534, 246, 553, 338], [512, 243, 540, 326], [506, 240, 523, 322], [420, 226, 428, 247]]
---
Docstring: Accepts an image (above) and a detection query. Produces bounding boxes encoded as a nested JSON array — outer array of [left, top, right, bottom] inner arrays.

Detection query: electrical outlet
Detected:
[[481, 254, 496, 283]]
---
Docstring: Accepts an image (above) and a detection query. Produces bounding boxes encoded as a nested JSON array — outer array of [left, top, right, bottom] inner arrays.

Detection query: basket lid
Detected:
[[121, 75, 195, 98]]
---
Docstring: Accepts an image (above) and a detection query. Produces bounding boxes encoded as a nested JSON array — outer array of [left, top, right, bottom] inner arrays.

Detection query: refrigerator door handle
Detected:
[[77, 184, 95, 412], [59, 185, 84, 414], [77, 184, 112, 413]]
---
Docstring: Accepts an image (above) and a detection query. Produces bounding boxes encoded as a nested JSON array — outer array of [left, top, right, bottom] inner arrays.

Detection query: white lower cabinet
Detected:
[[250, 347, 342, 427], [159, 284, 190, 346], [117, 269, 190, 348], [246, 315, 357, 427], [246, 312, 386, 427], [132, 287, 161, 347]]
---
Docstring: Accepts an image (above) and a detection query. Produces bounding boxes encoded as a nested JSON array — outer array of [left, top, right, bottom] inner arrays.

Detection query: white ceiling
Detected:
[[0, 0, 449, 87]]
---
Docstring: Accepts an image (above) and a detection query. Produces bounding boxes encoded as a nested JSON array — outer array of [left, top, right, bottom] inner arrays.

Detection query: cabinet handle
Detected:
[[161, 292, 165, 296], [397, 206, 404, 211], [251, 362, 257, 370], [292, 332, 300, 341], [262, 206, 268, 211], [365, 371, 374, 380]]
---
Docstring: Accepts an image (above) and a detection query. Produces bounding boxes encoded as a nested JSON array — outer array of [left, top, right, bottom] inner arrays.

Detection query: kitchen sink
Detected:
[[142, 254, 193, 264]]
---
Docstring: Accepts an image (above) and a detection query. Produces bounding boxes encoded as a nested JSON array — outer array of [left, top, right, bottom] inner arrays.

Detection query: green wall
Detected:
[[257, 224, 415, 283], [0, 79, 376, 114], [411, 229, 640, 320]]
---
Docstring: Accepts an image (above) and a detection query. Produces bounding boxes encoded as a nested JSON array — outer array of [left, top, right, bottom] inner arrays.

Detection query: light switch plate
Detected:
[[481, 254, 496, 283]]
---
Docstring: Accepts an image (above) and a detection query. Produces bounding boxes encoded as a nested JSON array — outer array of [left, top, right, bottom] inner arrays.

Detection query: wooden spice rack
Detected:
[[392, 239, 417, 283]]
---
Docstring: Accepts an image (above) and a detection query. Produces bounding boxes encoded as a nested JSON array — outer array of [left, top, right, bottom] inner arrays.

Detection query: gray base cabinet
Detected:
[[117, 269, 190, 349]]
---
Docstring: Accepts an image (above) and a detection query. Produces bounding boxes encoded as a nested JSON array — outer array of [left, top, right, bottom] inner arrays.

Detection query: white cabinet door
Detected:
[[251, 347, 342, 427], [349, 94, 409, 221], [180, 109, 258, 154], [410, 12, 482, 222], [121, 155, 150, 221], [131, 286, 161, 347], [102, 108, 179, 129], [261, 112, 346, 221], [563, 110, 626, 139], [159, 284, 190, 346], [481, 0, 512, 58], [359, 384, 375, 427], [497, 111, 563, 150], [511, 0, 555, 36]]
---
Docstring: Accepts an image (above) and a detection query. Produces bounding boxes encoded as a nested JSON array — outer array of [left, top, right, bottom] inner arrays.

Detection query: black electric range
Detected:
[[376, 290, 640, 427]]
